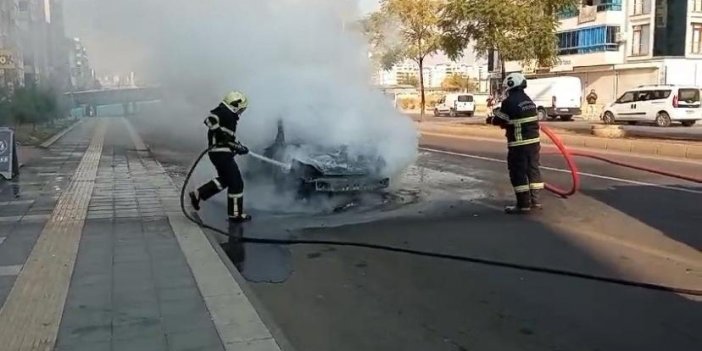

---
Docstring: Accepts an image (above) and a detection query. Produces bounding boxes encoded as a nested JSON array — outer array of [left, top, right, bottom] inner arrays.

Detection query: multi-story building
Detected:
[[494, 0, 702, 105], [0, 0, 24, 88], [48, 0, 71, 92], [375, 60, 489, 90], [17, 0, 51, 86], [69, 37, 95, 90]]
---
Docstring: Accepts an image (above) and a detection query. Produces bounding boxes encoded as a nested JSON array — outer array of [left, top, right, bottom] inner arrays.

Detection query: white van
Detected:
[[524, 76, 582, 121], [601, 84, 701, 127], [434, 93, 476, 117]]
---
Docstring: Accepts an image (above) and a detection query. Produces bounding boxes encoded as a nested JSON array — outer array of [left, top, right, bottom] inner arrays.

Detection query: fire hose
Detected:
[[179, 135, 702, 297], [540, 125, 701, 199]]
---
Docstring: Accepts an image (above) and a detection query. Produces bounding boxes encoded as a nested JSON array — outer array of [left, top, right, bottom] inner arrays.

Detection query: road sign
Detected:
[[0, 127, 19, 180]]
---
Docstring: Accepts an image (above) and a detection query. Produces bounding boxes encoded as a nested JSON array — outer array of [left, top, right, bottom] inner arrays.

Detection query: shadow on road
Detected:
[[246, 203, 702, 351], [584, 185, 702, 250]]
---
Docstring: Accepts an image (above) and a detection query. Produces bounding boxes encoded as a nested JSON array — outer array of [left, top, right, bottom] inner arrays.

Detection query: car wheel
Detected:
[[537, 108, 547, 121], [602, 111, 616, 124], [433, 109, 439, 117], [467, 112, 474, 117], [560, 115, 573, 121], [627, 121, 637, 125], [681, 120, 696, 127], [655, 111, 672, 127], [449, 109, 457, 117]]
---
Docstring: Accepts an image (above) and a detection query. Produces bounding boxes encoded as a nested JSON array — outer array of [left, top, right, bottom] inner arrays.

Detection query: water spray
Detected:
[[247, 151, 292, 173]]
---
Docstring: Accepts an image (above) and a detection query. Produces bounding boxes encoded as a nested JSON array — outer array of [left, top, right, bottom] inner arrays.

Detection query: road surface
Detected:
[[409, 113, 702, 141], [131, 111, 702, 351]]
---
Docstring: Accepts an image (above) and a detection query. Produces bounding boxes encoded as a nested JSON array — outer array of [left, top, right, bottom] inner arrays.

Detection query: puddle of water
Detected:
[[190, 164, 495, 283]]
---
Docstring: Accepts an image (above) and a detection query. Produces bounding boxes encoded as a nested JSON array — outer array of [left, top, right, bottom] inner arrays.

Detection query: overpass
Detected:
[[64, 86, 162, 116]]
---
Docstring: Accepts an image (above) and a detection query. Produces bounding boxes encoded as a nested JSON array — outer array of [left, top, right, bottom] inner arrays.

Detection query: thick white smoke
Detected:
[[66, 0, 417, 210]]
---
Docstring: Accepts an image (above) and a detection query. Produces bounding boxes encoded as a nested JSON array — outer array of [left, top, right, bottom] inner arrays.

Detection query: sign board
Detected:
[[0, 127, 19, 180], [578, 5, 597, 24], [0, 50, 18, 70]]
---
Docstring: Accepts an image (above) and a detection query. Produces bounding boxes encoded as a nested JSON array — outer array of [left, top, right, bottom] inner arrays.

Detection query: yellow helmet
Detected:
[[222, 91, 248, 114]]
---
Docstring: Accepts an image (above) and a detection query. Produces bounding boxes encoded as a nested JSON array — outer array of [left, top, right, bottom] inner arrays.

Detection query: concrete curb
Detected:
[[202, 231, 298, 351], [419, 124, 702, 160], [38, 118, 85, 149]]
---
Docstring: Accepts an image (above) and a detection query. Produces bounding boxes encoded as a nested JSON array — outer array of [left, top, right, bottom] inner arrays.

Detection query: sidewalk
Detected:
[[0, 117, 283, 351]]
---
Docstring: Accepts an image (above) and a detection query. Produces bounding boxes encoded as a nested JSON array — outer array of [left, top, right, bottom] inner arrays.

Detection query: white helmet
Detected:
[[503, 72, 527, 91], [222, 91, 248, 114]]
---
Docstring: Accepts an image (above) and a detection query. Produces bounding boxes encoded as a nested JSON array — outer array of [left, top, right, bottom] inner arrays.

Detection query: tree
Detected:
[[365, 0, 443, 121], [398, 73, 420, 88], [441, 73, 478, 92], [440, 0, 575, 82]]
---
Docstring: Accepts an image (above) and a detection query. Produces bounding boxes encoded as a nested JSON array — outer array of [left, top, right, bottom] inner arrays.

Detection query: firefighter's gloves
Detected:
[[232, 142, 249, 155]]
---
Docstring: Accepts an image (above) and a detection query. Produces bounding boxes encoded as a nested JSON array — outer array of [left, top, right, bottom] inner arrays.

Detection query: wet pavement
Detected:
[[131, 110, 702, 351]]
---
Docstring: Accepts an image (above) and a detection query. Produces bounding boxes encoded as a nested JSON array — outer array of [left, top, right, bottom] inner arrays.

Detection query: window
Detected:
[[649, 90, 671, 100], [632, 24, 650, 56], [678, 89, 700, 103], [617, 92, 635, 103], [632, 0, 650, 15], [693, 24, 702, 54], [18, 1, 28, 11], [694, 0, 702, 13], [634, 91, 651, 101], [457, 95, 473, 102], [557, 25, 620, 55]]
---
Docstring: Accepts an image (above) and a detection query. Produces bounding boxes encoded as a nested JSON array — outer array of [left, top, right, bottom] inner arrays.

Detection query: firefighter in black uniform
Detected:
[[189, 91, 252, 222], [486, 73, 544, 214]]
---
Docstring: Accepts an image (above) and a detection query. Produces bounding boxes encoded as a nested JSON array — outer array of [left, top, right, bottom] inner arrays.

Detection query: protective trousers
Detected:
[[507, 143, 543, 209], [195, 152, 245, 219]]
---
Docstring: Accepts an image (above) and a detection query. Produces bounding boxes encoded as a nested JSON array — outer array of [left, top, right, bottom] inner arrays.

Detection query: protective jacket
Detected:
[[491, 89, 540, 147], [204, 103, 246, 153]]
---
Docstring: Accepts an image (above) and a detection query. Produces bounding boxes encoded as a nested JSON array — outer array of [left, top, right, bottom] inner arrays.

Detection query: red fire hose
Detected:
[[540, 125, 702, 199]]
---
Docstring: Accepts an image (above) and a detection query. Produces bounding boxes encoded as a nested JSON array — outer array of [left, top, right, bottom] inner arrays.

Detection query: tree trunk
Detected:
[[418, 56, 426, 122]]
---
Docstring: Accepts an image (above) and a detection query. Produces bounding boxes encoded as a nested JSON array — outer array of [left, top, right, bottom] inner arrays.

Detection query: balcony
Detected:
[[558, 0, 623, 19]]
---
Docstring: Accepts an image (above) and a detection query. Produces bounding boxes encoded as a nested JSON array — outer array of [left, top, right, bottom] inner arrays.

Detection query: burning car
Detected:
[[252, 120, 390, 197]]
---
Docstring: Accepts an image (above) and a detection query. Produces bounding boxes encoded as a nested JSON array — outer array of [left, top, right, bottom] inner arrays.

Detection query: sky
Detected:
[[61, 0, 478, 74]]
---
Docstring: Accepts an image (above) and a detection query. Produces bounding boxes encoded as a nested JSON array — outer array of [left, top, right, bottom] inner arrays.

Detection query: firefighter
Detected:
[[189, 91, 252, 222], [486, 73, 544, 214]]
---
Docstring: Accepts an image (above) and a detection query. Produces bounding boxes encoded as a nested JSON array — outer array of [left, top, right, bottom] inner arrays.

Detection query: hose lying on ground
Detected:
[[179, 145, 702, 297], [540, 125, 702, 192]]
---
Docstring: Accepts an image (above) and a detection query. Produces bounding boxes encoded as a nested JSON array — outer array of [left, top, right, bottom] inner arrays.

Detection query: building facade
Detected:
[[0, 0, 24, 89], [375, 60, 489, 91], [495, 0, 702, 105], [68, 37, 95, 90]]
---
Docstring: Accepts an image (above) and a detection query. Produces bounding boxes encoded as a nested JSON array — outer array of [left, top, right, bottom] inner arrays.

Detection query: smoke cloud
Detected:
[[65, 0, 418, 210]]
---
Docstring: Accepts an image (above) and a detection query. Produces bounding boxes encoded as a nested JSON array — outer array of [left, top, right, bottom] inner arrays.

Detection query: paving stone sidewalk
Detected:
[[0, 118, 283, 351]]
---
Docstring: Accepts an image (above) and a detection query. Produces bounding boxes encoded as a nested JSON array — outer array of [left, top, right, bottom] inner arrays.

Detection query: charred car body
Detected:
[[253, 121, 390, 197]]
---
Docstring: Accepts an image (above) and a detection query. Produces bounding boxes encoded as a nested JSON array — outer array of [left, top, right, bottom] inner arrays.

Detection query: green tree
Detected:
[[365, 0, 443, 121], [398, 73, 420, 88], [441, 73, 478, 92], [440, 0, 575, 80]]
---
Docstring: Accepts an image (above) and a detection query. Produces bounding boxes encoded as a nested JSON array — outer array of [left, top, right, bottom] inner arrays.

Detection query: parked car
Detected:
[[524, 76, 582, 121], [600, 84, 701, 127], [433, 93, 476, 117]]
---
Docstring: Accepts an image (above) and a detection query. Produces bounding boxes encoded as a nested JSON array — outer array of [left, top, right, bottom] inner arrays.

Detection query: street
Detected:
[[409, 113, 702, 141], [131, 112, 702, 351]]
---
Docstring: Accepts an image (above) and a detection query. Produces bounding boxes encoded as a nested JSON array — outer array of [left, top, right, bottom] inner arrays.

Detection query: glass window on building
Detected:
[[632, 0, 651, 15], [556, 25, 619, 55], [694, 0, 702, 12], [693, 24, 702, 54], [632, 24, 650, 56], [18, 1, 28, 12]]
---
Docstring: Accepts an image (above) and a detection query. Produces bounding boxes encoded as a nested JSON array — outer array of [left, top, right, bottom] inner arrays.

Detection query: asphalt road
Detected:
[[131, 112, 702, 351], [410, 113, 702, 141]]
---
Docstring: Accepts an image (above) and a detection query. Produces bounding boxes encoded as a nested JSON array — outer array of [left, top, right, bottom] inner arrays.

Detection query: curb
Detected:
[[419, 124, 702, 161], [202, 231, 298, 351], [38, 118, 85, 149]]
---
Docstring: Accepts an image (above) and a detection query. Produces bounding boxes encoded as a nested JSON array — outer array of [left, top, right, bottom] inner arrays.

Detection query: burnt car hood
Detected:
[[285, 144, 383, 176]]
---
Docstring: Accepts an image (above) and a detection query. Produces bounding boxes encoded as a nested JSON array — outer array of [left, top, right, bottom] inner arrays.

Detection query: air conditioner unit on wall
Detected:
[[615, 32, 628, 43]]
